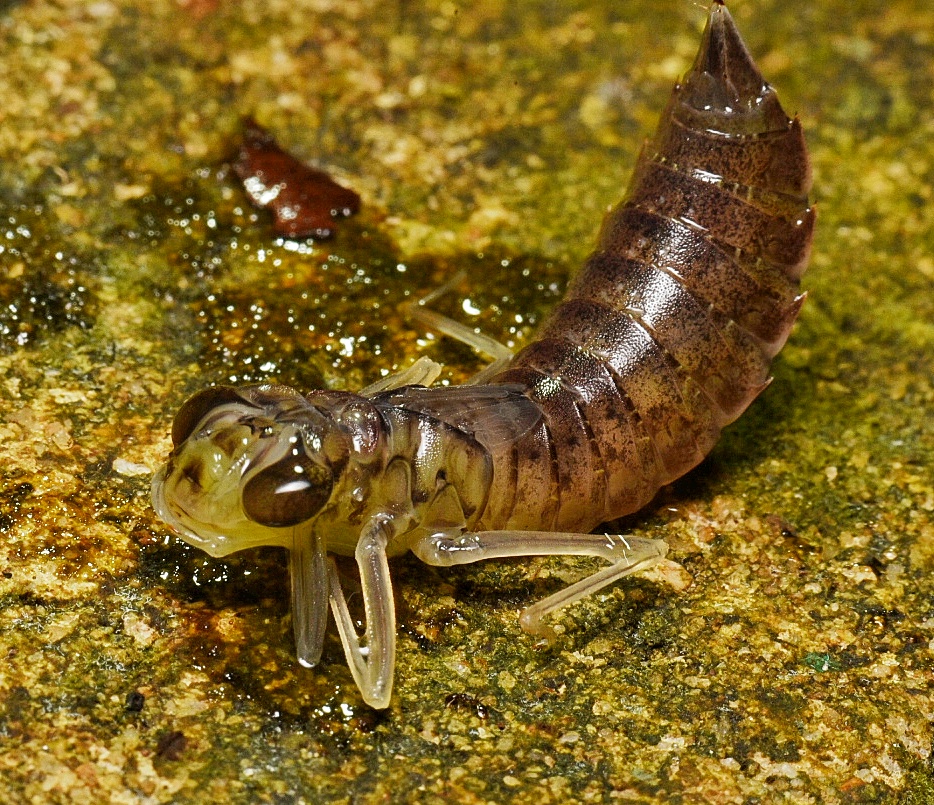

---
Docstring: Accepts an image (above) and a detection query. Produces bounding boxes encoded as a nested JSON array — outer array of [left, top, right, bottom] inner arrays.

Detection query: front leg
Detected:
[[328, 516, 397, 709], [289, 526, 329, 668]]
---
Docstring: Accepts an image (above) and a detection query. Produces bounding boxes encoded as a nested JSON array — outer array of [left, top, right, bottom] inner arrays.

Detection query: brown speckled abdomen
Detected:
[[479, 5, 814, 533]]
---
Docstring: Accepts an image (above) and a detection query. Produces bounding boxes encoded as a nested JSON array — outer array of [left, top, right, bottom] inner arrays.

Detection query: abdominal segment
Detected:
[[478, 6, 813, 535]]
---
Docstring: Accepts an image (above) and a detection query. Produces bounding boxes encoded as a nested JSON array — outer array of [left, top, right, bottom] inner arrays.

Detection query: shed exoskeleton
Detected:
[[152, 4, 813, 708]]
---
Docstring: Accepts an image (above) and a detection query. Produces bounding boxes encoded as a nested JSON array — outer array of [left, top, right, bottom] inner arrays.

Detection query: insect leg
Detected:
[[327, 518, 396, 708], [360, 355, 444, 395], [517, 554, 660, 639], [406, 271, 514, 384], [289, 527, 330, 668], [411, 530, 667, 638]]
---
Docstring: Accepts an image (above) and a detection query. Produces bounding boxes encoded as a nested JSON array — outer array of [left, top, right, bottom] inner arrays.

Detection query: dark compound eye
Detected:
[[171, 386, 246, 446], [242, 452, 332, 527]]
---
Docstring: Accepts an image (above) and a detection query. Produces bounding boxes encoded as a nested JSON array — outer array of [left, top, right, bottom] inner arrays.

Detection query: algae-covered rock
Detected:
[[0, 1, 931, 802]]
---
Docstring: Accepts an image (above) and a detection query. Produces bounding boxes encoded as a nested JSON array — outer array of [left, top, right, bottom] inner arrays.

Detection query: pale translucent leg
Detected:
[[411, 529, 668, 638], [361, 355, 444, 396], [463, 356, 513, 385], [406, 271, 514, 384], [328, 519, 396, 709], [289, 527, 330, 668]]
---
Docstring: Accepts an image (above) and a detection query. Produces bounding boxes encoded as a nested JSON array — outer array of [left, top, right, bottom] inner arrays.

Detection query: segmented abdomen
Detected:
[[478, 6, 814, 533]]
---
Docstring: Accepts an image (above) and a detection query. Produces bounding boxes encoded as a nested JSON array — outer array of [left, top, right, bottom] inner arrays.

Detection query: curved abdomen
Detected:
[[477, 5, 814, 533]]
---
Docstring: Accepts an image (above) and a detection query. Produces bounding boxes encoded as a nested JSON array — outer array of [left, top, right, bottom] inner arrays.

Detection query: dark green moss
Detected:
[[0, 204, 97, 352]]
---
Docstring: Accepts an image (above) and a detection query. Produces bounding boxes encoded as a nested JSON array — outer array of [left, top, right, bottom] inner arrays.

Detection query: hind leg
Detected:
[[406, 272, 514, 384], [411, 529, 668, 638]]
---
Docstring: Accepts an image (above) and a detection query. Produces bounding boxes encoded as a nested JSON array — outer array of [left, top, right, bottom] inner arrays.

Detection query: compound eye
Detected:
[[171, 386, 245, 446], [242, 452, 332, 527]]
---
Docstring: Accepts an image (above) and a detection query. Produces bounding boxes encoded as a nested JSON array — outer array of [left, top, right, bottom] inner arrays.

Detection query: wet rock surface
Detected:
[[0, 1, 931, 802]]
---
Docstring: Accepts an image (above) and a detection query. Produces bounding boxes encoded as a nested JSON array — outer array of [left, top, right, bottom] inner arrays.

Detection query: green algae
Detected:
[[0, 201, 97, 352], [0, 0, 932, 802]]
